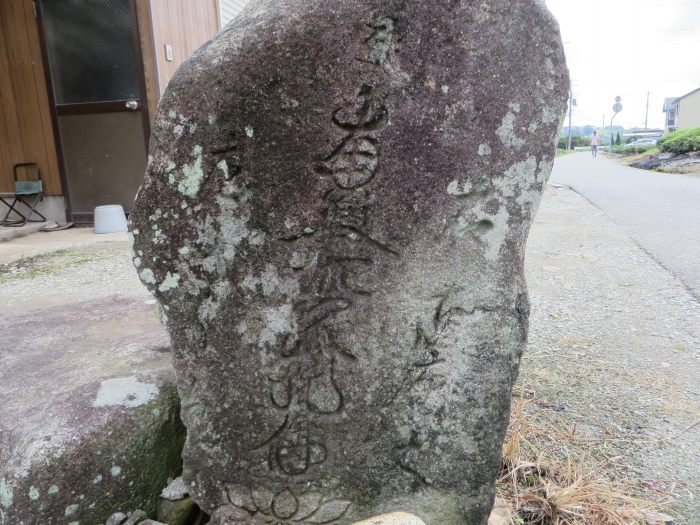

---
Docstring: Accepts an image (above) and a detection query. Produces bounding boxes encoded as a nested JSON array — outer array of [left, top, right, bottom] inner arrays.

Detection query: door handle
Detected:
[[125, 100, 139, 110]]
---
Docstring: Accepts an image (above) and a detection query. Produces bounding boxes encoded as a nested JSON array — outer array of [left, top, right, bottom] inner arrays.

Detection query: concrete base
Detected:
[[352, 513, 426, 525], [37, 196, 68, 223], [0, 296, 184, 524], [3, 196, 68, 224], [0, 197, 66, 241]]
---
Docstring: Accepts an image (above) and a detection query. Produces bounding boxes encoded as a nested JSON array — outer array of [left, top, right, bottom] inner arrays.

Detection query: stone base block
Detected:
[[0, 296, 185, 524], [351, 513, 426, 525]]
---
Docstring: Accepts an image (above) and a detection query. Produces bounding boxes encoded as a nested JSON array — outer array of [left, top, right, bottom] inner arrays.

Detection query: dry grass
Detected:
[[496, 388, 679, 525]]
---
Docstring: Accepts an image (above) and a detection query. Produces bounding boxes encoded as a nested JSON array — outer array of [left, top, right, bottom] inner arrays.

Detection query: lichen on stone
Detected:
[[127, 230, 138, 259], [198, 280, 231, 323], [0, 478, 14, 508], [158, 272, 181, 293], [139, 268, 156, 286], [249, 229, 266, 246], [542, 106, 559, 124], [447, 179, 474, 197], [93, 377, 158, 409], [496, 110, 526, 149], [175, 145, 205, 198], [155, 301, 169, 325], [217, 159, 229, 180], [259, 304, 297, 347]]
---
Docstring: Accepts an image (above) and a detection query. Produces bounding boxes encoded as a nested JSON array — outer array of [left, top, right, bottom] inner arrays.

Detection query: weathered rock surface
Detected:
[[107, 512, 129, 525], [105, 510, 171, 525], [161, 476, 190, 501], [157, 495, 199, 525], [351, 512, 426, 525], [124, 509, 149, 525], [0, 297, 185, 524], [130, 0, 568, 523], [486, 498, 511, 525]]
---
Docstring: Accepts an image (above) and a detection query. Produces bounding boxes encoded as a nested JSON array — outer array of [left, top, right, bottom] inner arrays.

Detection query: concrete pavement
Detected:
[[0, 227, 127, 265], [550, 153, 700, 300]]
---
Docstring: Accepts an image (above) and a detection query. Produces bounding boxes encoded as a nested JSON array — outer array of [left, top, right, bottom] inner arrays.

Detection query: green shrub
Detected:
[[557, 135, 591, 150], [610, 144, 658, 156], [658, 127, 700, 154]]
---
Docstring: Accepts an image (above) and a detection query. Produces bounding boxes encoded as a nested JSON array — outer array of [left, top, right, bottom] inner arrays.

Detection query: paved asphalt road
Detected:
[[549, 153, 700, 300]]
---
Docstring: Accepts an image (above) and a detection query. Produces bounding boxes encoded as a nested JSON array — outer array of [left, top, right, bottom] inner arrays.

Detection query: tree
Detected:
[[616, 132, 621, 145]]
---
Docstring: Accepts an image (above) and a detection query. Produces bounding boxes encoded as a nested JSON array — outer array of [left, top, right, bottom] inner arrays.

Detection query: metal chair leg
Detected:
[[1, 197, 25, 226], [1, 195, 45, 227]]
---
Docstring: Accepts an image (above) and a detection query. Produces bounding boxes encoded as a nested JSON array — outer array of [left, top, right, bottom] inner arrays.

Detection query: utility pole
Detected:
[[602, 114, 606, 147], [566, 87, 577, 150], [610, 97, 623, 153], [567, 87, 573, 150], [644, 91, 650, 131]]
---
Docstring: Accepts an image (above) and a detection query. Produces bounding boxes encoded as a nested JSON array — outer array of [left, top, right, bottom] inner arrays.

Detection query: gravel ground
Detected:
[[0, 244, 149, 313], [524, 185, 700, 523], [1, 185, 698, 521]]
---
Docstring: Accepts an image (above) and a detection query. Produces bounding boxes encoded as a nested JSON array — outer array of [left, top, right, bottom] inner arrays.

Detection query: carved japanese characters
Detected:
[[129, 0, 568, 523]]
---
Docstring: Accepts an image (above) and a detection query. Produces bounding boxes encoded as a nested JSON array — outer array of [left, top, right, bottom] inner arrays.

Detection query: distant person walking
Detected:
[[590, 131, 600, 158]]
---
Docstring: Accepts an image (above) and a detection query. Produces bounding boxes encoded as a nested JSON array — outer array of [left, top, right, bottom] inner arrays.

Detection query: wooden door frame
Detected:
[[128, 0, 152, 145], [33, 0, 72, 220], [33, 0, 152, 223]]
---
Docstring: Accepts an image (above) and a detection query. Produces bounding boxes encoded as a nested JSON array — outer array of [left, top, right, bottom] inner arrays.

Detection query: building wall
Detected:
[[0, 0, 62, 196], [664, 109, 677, 134], [677, 89, 700, 131], [146, 0, 220, 99], [219, 0, 252, 27]]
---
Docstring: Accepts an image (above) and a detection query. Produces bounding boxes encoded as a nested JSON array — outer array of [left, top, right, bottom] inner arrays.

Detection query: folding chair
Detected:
[[0, 163, 46, 227]]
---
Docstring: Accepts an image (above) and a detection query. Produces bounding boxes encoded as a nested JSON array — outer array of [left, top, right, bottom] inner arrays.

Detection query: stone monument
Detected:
[[129, 0, 568, 523]]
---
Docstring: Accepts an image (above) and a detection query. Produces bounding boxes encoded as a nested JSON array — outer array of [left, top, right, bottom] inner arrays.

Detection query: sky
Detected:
[[545, 0, 700, 130]]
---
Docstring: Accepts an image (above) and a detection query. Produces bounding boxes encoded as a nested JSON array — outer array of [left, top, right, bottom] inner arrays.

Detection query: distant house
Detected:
[[663, 98, 680, 134], [663, 87, 700, 134]]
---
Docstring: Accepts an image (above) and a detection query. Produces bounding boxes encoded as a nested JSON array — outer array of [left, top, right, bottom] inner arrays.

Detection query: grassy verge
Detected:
[[496, 384, 678, 525], [658, 127, 700, 154], [610, 145, 659, 157]]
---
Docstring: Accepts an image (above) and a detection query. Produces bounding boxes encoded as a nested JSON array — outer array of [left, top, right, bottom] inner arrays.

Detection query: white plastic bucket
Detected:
[[94, 204, 128, 234]]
